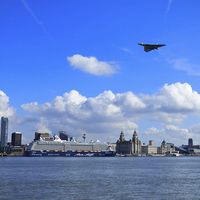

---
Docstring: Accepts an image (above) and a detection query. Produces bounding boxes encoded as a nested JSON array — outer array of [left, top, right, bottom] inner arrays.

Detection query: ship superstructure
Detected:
[[26, 134, 115, 157]]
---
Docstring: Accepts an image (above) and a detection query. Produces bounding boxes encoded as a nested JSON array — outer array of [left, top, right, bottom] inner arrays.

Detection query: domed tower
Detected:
[[161, 140, 166, 154], [119, 131, 125, 142], [132, 130, 141, 155], [132, 130, 138, 142]]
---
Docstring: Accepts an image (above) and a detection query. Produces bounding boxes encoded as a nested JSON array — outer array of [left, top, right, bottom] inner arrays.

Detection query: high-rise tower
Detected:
[[11, 132, 22, 146], [188, 138, 193, 148], [0, 117, 8, 147]]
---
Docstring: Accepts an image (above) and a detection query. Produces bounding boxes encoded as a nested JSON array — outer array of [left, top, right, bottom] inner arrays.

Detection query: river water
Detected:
[[0, 157, 200, 200]]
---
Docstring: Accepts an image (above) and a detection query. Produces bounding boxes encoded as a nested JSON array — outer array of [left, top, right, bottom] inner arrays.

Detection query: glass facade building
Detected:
[[1, 117, 8, 147]]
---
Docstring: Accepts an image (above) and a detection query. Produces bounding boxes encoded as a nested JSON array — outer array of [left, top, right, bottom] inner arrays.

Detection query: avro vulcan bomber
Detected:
[[138, 43, 166, 52]]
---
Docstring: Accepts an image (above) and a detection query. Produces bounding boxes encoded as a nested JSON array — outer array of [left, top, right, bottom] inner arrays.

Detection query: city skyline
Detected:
[[1, 0, 200, 145]]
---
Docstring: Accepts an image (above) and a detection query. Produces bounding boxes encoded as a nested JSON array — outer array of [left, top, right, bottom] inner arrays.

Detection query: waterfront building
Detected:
[[0, 117, 8, 147], [116, 132, 132, 154], [116, 130, 141, 156], [132, 130, 141, 155], [141, 140, 157, 155], [11, 132, 22, 146], [9, 146, 25, 156], [180, 138, 200, 154], [188, 138, 193, 148], [158, 140, 175, 154]]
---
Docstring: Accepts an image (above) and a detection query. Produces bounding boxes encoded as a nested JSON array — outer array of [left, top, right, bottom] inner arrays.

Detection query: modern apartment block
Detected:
[[11, 132, 22, 146]]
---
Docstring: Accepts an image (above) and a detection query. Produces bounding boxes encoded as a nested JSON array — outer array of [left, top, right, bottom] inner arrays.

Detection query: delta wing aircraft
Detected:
[[138, 43, 166, 52]]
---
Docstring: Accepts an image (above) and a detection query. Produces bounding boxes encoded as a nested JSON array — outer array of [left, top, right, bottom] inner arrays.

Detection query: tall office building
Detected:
[[0, 117, 8, 147], [11, 132, 22, 146], [188, 138, 193, 148]]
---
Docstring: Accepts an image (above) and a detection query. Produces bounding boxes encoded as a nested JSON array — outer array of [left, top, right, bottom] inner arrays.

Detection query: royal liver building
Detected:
[[116, 130, 141, 156]]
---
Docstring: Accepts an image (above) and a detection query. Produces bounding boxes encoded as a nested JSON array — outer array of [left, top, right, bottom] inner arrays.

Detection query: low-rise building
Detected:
[[158, 140, 175, 154], [141, 140, 157, 155], [180, 138, 200, 155], [9, 145, 26, 156]]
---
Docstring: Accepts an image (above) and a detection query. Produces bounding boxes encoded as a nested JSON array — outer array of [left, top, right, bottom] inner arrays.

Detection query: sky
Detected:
[[1, 0, 200, 145]]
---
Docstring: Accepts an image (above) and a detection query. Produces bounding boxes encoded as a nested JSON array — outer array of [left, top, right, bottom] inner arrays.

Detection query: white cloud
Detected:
[[145, 127, 160, 135], [0, 90, 16, 142], [67, 54, 117, 76], [116, 92, 146, 110], [21, 102, 40, 112], [36, 119, 51, 133], [143, 82, 200, 113], [17, 82, 200, 143], [21, 90, 142, 141], [144, 125, 193, 145], [0, 90, 14, 117], [169, 58, 200, 76], [165, 124, 192, 138], [152, 112, 186, 125]]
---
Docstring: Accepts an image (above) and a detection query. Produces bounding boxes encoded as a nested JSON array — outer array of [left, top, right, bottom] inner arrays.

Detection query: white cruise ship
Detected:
[[26, 134, 115, 157]]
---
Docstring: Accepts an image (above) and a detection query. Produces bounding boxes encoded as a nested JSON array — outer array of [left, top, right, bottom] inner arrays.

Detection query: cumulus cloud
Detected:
[[36, 119, 51, 133], [152, 112, 186, 125], [22, 90, 146, 119], [67, 54, 117, 76], [145, 124, 200, 146], [143, 82, 200, 113], [1, 82, 200, 144], [145, 127, 160, 135], [165, 124, 192, 138], [21, 90, 143, 141], [20, 82, 200, 143], [0, 90, 14, 117]]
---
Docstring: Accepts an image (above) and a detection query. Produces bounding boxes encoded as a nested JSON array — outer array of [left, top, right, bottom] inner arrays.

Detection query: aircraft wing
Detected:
[[138, 43, 166, 52], [156, 44, 166, 48]]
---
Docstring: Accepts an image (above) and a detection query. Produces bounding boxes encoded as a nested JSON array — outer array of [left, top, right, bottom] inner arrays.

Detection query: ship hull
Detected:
[[26, 150, 116, 157]]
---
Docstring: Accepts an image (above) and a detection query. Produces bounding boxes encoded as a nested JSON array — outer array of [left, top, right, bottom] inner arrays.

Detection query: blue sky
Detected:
[[1, 0, 200, 145]]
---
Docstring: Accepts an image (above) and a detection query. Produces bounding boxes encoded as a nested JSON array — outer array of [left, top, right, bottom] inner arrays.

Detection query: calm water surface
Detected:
[[0, 157, 200, 200]]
